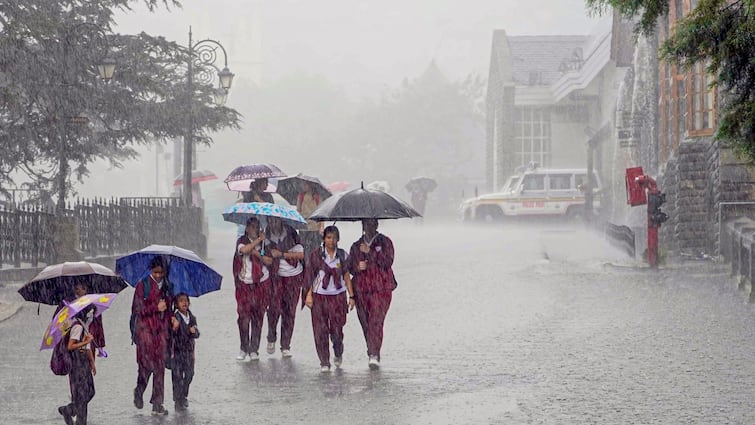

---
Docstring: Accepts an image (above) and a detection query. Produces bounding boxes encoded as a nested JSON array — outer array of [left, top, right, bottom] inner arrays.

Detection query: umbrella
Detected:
[[274, 173, 332, 205], [224, 163, 286, 191], [327, 181, 351, 193], [18, 261, 128, 306], [308, 183, 422, 222], [223, 202, 307, 229], [172, 169, 218, 187], [115, 245, 223, 298], [40, 293, 118, 350], [405, 176, 437, 193]]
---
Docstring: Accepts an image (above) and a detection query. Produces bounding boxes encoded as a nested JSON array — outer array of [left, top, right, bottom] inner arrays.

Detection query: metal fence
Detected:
[[0, 197, 205, 269]]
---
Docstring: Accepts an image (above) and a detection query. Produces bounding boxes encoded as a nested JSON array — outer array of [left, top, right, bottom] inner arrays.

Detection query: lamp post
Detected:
[[56, 22, 116, 213], [182, 27, 235, 207]]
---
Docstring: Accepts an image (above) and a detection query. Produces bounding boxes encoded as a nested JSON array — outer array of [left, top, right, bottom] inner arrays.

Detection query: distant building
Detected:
[[486, 17, 624, 194]]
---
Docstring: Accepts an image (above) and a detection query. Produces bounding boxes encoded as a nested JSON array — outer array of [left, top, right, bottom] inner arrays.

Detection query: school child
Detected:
[[303, 225, 355, 372], [58, 305, 96, 425], [132, 257, 172, 415], [169, 293, 200, 412], [265, 216, 305, 357], [233, 217, 272, 361]]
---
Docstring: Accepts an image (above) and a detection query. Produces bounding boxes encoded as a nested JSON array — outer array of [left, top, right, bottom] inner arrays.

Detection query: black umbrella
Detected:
[[307, 183, 421, 222], [405, 176, 437, 193], [18, 261, 128, 305], [224, 163, 286, 191], [274, 173, 332, 205]]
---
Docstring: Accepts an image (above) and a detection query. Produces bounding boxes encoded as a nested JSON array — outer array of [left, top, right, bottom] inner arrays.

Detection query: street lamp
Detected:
[[182, 27, 235, 207], [56, 22, 116, 213]]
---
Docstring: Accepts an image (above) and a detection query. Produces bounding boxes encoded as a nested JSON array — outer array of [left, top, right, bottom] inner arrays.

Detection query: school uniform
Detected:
[[305, 247, 349, 367], [60, 319, 95, 425], [266, 225, 305, 351], [349, 233, 394, 362], [132, 275, 172, 407], [169, 309, 199, 408], [234, 235, 271, 355]]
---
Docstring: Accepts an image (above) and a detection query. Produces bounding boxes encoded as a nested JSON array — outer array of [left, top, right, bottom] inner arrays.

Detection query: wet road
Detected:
[[1, 221, 754, 424]]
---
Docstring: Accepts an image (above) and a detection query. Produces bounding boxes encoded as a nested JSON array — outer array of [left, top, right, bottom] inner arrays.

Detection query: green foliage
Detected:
[[587, 0, 755, 162], [0, 0, 239, 205]]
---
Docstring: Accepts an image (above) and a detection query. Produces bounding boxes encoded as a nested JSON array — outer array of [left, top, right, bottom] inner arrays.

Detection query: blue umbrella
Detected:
[[222, 202, 307, 229], [115, 245, 222, 297]]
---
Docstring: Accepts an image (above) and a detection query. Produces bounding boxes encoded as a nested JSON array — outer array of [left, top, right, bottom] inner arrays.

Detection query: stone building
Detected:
[[617, 1, 755, 257]]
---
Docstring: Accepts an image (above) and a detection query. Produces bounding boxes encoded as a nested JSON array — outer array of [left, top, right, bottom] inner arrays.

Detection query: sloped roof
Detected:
[[507, 36, 588, 85]]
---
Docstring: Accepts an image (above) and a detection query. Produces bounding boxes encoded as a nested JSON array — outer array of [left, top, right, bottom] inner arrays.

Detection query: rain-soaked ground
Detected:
[[1, 220, 754, 424]]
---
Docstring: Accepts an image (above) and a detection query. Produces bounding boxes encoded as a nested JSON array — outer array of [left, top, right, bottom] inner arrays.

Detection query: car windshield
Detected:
[[499, 177, 519, 193]]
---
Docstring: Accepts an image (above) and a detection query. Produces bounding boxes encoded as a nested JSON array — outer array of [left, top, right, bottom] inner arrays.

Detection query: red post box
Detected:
[[625, 167, 647, 206]]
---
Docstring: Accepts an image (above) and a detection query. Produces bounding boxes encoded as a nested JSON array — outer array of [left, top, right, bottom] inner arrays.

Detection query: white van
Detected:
[[460, 166, 601, 222]]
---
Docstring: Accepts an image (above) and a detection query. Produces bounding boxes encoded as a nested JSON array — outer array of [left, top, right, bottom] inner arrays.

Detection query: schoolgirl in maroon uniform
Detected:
[[264, 216, 305, 357], [132, 257, 172, 415], [348, 218, 394, 369], [303, 225, 355, 372], [233, 217, 272, 361], [58, 305, 96, 425]]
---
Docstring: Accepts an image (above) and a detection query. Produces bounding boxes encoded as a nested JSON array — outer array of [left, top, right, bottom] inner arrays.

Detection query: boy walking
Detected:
[[169, 293, 200, 412]]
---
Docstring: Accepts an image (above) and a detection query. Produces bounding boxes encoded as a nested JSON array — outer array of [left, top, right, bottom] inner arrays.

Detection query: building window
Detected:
[[690, 61, 715, 134], [514, 107, 550, 167]]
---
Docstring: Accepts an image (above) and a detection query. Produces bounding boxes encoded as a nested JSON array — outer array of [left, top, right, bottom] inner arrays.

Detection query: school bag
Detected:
[[50, 330, 72, 375], [129, 279, 151, 345]]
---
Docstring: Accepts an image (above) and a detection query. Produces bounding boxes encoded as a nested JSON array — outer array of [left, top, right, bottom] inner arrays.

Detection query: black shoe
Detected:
[[133, 388, 143, 409], [151, 404, 169, 416], [58, 406, 74, 425], [174, 401, 185, 412]]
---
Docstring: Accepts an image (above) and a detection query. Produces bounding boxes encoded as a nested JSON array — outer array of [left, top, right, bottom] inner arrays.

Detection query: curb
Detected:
[[0, 302, 22, 323]]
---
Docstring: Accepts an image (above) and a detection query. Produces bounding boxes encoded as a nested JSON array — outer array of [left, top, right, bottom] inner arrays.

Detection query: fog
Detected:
[[78, 0, 602, 218]]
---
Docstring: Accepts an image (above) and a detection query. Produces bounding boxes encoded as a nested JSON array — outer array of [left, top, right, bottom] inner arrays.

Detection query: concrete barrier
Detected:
[[724, 217, 755, 301]]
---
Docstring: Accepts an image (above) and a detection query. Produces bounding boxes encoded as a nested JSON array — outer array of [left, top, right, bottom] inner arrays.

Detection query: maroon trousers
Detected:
[[266, 274, 303, 350], [310, 292, 348, 367], [236, 279, 270, 354], [354, 290, 392, 360], [135, 328, 168, 405]]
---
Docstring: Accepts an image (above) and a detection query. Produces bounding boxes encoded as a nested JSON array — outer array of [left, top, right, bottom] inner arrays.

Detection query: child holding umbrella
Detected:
[[303, 225, 355, 372], [58, 305, 96, 425]]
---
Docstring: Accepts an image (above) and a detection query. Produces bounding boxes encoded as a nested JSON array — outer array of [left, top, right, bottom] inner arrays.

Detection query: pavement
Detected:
[[0, 282, 24, 323]]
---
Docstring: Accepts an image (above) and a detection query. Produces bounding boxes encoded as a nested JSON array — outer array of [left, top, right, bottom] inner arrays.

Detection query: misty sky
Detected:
[[81, 0, 604, 199]]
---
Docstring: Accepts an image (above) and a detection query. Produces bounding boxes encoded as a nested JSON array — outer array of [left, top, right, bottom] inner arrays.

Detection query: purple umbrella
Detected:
[[224, 164, 286, 191], [40, 293, 118, 351]]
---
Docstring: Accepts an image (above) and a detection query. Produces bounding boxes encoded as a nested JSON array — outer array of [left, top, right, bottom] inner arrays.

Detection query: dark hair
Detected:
[[174, 292, 190, 305], [245, 216, 260, 226], [322, 225, 339, 241], [74, 304, 95, 321], [149, 256, 167, 270]]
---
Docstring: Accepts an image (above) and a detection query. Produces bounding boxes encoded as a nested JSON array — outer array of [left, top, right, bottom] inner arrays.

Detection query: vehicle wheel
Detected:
[[476, 206, 504, 223]]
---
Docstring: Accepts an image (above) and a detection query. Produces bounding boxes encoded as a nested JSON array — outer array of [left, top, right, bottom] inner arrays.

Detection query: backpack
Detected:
[[129, 279, 151, 345], [50, 327, 74, 375]]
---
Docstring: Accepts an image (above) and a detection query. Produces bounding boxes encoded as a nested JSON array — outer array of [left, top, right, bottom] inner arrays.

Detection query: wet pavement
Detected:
[[1, 221, 754, 424]]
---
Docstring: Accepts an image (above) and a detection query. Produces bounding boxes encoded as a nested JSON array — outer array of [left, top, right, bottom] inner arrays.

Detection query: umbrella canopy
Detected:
[[224, 164, 286, 191], [307, 183, 421, 222], [327, 181, 351, 193], [173, 169, 218, 187], [115, 245, 222, 298], [405, 176, 437, 193], [223, 202, 307, 229], [18, 261, 128, 306], [274, 174, 332, 205], [40, 293, 118, 350]]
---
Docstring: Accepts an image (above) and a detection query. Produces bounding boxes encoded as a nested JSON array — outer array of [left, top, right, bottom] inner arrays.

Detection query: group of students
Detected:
[[56, 261, 198, 424], [54, 177, 398, 423], [234, 213, 396, 373], [233, 176, 396, 371]]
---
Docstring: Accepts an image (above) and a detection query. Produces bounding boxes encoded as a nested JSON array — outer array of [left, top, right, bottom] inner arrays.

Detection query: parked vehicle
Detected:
[[460, 165, 601, 222]]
